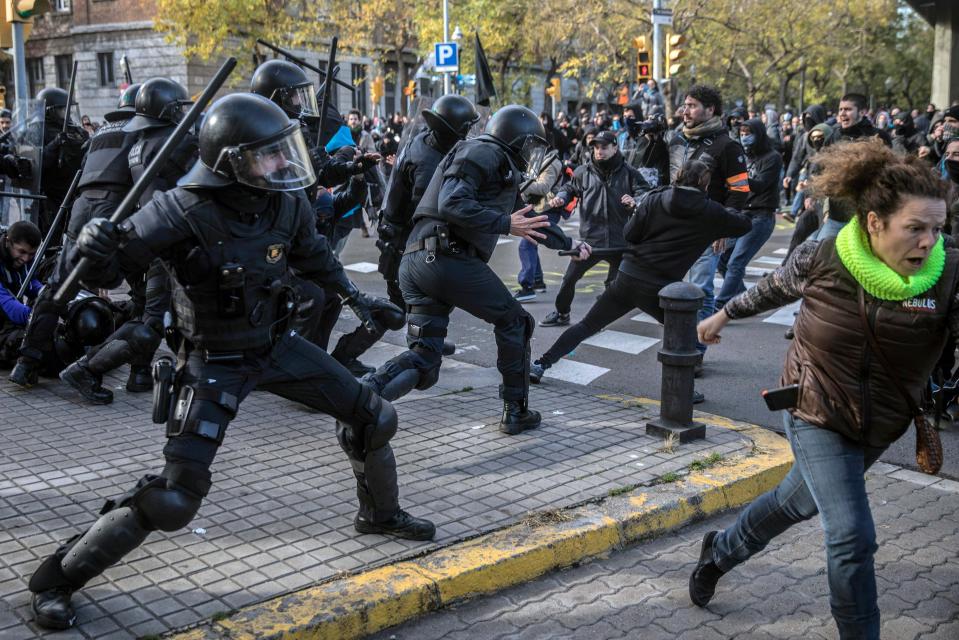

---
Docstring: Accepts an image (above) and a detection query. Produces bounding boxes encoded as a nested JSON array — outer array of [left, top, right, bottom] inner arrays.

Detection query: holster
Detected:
[[151, 355, 176, 424]]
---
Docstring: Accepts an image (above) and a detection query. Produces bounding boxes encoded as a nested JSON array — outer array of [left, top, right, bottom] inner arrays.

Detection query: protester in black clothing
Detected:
[[539, 130, 649, 327], [618, 102, 669, 188], [530, 159, 751, 396], [824, 93, 892, 147], [783, 104, 827, 200], [891, 112, 926, 155]]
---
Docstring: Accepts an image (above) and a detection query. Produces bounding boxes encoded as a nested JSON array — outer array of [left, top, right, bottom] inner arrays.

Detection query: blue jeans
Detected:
[[712, 413, 886, 639], [688, 246, 720, 353], [791, 189, 804, 217], [715, 212, 776, 308], [518, 238, 543, 289]]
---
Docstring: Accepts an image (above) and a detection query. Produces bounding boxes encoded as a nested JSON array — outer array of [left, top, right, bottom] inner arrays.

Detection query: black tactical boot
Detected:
[[60, 361, 114, 405], [9, 356, 40, 388], [342, 358, 376, 377], [125, 365, 153, 392], [499, 399, 541, 435], [354, 509, 436, 541], [32, 588, 76, 630], [689, 530, 726, 607]]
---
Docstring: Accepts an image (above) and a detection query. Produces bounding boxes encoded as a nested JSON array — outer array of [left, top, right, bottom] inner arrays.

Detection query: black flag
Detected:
[[474, 33, 496, 107]]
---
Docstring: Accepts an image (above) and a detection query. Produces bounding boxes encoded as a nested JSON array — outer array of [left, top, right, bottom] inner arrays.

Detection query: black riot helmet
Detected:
[[250, 59, 320, 121], [123, 77, 192, 133], [104, 83, 142, 123], [63, 295, 115, 347], [422, 95, 480, 141], [484, 105, 548, 178], [178, 93, 316, 191], [36, 87, 70, 124]]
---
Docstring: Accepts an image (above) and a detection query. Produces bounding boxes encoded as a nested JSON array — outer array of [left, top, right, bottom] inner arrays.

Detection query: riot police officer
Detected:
[[8, 87, 141, 388], [27, 93, 433, 630], [56, 80, 196, 401], [377, 94, 480, 306], [34, 87, 88, 235], [363, 105, 590, 435]]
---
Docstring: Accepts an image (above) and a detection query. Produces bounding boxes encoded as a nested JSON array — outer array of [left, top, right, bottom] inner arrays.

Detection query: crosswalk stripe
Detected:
[[762, 300, 803, 326], [745, 266, 767, 277], [543, 359, 610, 385], [581, 330, 659, 355], [343, 261, 379, 273], [773, 248, 788, 255], [752, 256, 782, 265], [630, 312, 659, 325]]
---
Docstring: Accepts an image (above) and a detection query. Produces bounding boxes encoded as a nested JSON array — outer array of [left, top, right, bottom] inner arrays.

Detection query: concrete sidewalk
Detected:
[[1, 353, 788, 639]]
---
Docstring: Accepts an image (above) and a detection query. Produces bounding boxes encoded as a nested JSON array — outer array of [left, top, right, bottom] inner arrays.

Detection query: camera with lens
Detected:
[[638, 114, 667, 135]]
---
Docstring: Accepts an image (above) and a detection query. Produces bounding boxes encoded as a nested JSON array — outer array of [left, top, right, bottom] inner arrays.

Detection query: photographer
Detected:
[[618, 102, 669, 188]]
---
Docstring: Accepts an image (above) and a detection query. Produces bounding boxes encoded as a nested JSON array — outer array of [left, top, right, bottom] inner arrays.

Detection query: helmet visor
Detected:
[[161, 100, 193, 124], [275, 84, 320, 119], [517, 136, 548, 179], [219, 125, 316, 191]]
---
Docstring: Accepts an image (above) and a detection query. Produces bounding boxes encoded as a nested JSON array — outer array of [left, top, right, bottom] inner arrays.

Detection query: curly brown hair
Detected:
[[809, 138, 947, 225]]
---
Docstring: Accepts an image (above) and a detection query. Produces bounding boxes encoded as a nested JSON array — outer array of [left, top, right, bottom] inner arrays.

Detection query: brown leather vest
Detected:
[[783, 238, 958, 447]]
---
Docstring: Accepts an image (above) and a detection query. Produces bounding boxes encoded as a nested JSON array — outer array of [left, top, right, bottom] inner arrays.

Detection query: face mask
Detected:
[[946, 159, 959, 182], [740, 134, 756, 147]]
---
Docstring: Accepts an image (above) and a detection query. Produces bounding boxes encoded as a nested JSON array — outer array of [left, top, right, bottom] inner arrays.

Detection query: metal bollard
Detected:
[[646, 282, 706, 443]]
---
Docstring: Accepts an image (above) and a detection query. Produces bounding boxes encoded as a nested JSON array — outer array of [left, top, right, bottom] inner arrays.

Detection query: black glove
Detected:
[[337, 282, 398, 334], [15, 157, 32, 180], [77, 218, 120, 261], [350, 153, 380, 174]]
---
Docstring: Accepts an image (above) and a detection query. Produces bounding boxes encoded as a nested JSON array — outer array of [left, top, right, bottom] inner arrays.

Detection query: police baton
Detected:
[[16, 171, 79, 298], [58, 60, 79, 169], [0, 190, 45, 200], [558, 247, 637, 257], [54, 56, 237, 306]]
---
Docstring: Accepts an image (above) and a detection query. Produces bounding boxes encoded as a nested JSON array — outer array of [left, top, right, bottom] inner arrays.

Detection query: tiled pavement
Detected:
[[0, 370, 748, 639], [369, 469, 959, 640]]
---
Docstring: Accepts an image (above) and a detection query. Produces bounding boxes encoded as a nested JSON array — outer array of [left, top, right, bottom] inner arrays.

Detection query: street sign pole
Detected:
[[442, 0, 450, 95], [651, 3, 673, 84]]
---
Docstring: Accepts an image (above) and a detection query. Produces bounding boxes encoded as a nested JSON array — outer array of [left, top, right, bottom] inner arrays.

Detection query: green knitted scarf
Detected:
[[835, 216, 945, 301]]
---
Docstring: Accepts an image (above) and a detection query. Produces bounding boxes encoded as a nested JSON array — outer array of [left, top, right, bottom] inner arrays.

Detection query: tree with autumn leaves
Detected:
[[153, 0, 934, 113]]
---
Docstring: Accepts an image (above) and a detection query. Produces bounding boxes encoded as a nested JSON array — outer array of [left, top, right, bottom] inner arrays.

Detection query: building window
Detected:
[[54, 0, 71, 12], [351, 63, 367, 113], [54, 55, 73, 90], [97, 52, 115, 87], [26, 57, 44, 97]]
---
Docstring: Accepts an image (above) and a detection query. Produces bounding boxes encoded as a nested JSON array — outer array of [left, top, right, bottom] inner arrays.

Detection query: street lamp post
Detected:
[[442, 0, 450, 95]]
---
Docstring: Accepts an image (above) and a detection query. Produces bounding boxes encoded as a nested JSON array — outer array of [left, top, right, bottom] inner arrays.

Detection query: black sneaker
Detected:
[[529, 360, 547, 384], [539, 311, 570, 327], [784, 327, 795, 340], [533, 281, 547, 292], [32, 588, 76, 630], [60, 362, 114, 405], [9, 358, 40, 388], [354, 510, 435, 541], [514, 287, 537, 303], [499, 400, 542, 435], [693, 390, 705, 404], [126, 365, 153, 392], [689, 530, 726, 607]]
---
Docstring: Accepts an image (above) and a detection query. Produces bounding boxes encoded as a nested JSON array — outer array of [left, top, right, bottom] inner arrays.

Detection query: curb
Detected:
[[169, 399, 792, 640]]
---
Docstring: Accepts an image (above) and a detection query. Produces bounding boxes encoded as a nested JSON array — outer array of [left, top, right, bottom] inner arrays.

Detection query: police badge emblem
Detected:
[[266, 244, 284, 264]]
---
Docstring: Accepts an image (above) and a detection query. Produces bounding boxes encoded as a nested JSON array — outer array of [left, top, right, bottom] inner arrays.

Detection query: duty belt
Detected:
[[78, 187, 126, 200], [405, 234, 478, 263]]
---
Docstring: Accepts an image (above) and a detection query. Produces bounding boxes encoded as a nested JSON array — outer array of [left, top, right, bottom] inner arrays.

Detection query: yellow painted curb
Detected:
[[168, 398, 792, 640]]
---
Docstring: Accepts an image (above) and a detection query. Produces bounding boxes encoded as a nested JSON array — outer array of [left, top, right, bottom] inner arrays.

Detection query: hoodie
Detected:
[[618, 185, 752, 292], [764, 106, 783, 151], [892, 112, 927, 156], [740, 118, 784, 212], [824, 115, 892, 148], [786, 104, 827, 182]]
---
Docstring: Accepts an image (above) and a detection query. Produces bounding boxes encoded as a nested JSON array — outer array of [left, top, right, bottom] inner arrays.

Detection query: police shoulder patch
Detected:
[[266, 244, 285, 264]]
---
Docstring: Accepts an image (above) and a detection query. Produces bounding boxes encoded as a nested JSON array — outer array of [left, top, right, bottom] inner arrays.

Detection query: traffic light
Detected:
[[5, 0, 50, 22], [634, 35, 651, 83], [545, 77, 561, 100], [0, 0, 32, 47], [402, 79, 416, 98], [666, 33, 687, 78], [370, 75, 384, 104]]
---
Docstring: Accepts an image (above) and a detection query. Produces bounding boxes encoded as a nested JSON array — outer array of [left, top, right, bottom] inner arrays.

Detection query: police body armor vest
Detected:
[[412, 136, 519, 263], [382, 130, 445, 230], [77, 120, 136, 190], [128, 128, 198, 205], [167, 190, 298, 352]]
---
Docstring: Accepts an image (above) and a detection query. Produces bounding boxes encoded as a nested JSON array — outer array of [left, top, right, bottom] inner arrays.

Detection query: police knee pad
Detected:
[[355, 385, 397, 450], [411, 346, 442, 390], [495, 306, 535, 336], [167, 386, 239, 445]]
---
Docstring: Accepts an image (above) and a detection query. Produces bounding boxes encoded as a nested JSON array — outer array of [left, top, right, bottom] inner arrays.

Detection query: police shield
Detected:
[[2, 99, 44, 225]]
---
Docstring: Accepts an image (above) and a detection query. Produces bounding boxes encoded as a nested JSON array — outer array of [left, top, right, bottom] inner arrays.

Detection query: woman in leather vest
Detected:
[[690, 138, 957, 639]]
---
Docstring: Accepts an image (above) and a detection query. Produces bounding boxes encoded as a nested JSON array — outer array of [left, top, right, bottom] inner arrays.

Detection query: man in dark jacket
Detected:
[[0, 221, 42, 368], [667, 84, 750, 350], [618, 102, 669, 188], [783, 104, 827, 209], [529, 159, 751, 398], [715, 119, 782, 309], [824, 93, 892, 148], [539, 130, 650, 327], [891, 112, 927, 156]]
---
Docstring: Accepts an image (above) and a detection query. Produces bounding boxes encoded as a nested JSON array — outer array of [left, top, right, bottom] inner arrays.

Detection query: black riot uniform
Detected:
[[8, 87, 140, 388], [27, 93, 434, 631], [35, 87, 88, 236], [56, 79, 196, 402], [363, 105, 580, 435], [376, 94, 480, 307]]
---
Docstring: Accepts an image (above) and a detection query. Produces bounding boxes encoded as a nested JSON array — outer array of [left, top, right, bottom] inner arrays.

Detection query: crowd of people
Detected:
[[0, 61, 957, 640]]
